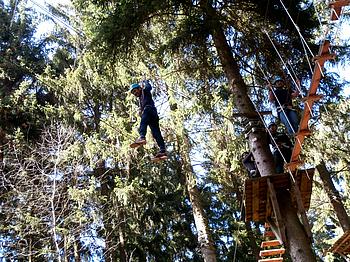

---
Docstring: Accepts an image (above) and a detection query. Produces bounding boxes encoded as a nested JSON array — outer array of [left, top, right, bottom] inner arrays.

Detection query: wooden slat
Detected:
[[330, 230, 350, 254], [261, 240, 282, 248], [260, 248, 285, 257], [253, 179, 260, 221], [258, 258, 283, 262]]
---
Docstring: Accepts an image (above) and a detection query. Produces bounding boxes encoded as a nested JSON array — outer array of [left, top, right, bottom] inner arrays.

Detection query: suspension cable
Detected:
[[279, 0, 315, 58]]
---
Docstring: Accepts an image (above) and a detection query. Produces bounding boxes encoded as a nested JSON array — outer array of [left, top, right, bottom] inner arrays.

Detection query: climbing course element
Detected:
[[244, 169, 314, 223], [286, 40, 335, 172], [151, 155, 168, 162], [259, 224, 284, 262], [287, 0, 349, 172]]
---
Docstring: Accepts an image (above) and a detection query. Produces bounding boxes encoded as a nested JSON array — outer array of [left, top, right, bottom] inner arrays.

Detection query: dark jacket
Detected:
[[273, 87, 293, 110], [139, 80, 155, 112], [270, 132, 293, 152]]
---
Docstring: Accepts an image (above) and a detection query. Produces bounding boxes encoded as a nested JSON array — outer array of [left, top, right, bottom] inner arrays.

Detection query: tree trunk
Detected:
[[316, 161, 350, 231], [181, 134, 217, 262], [95, 160, 118, 262], [278, 190, 317, 261], [202, 1, 275, 177], [201, 2, 316, 261]]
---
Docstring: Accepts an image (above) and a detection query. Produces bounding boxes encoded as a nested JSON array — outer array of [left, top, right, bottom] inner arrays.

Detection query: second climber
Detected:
[[269, 76, 300, 134]]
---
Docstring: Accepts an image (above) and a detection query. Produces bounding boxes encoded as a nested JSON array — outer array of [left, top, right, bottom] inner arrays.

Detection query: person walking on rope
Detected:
[[268, 123, 293, 174], [241, 151, 260, 178], [129, 80, 167, 161], [269, 76, 300, 134]]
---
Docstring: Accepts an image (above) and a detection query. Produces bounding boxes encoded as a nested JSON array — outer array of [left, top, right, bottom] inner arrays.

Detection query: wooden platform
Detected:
[[244, 169, 314, 222], [330, 230, 350, 255]]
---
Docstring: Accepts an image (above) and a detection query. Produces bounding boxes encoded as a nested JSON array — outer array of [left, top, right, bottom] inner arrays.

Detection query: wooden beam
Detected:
[[289, 40, 332, 171], [285, 160, 303, 171], [260, 248, 285, 257], [252, 179, 260, 221], [264, 230, 275, 238], [301, 94, 324, 103], [267, 179, 286, 244], [296, 129, 312, 137], [261, 240, 282, 248], [290, 172, 312, 238]]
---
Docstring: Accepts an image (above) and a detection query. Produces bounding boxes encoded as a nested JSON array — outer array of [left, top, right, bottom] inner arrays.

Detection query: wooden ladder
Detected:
[[259, 223, 285, 262]]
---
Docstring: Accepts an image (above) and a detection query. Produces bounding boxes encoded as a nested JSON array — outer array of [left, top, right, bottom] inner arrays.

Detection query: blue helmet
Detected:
[[130, 83, 141, 92], [272, 76, 284, 84]]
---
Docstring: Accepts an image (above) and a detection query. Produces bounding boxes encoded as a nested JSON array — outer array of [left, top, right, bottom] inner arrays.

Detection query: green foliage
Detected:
[[1, 0, 349, 261]]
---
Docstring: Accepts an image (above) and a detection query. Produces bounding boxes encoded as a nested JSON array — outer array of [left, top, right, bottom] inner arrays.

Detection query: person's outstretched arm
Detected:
[[142, 80, 152, 92]]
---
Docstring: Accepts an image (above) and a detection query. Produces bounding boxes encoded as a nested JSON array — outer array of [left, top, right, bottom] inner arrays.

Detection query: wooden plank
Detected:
[[258, 258, 283, 262], [252, 179, 261, 221], [267, 179, 286, 244], [291, 173, 312, 238], [261, 240, 282, 248], [260, 248, 285, 257], [330, 230, 350, 254], [298, 169, 314, 210], [245, 171, 314, 222]]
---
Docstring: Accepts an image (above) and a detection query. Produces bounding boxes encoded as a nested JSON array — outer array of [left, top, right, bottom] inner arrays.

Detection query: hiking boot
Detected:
[[130, 137, 146, 148]]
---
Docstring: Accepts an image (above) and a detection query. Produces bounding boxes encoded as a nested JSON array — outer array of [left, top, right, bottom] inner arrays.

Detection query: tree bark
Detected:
[[201, 2, 316, 261], [316, 161, 350, 232], [278, 190, 317, 261], [181, 133, 217, 262], [202, 2, 275, 178]]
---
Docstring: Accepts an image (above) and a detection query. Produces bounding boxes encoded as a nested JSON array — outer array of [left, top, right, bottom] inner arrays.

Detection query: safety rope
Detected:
[[279, 0, 316, 58]]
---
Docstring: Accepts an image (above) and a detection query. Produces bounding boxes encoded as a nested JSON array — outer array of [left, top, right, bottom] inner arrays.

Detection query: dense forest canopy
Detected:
[[0, 0, 349, 261]]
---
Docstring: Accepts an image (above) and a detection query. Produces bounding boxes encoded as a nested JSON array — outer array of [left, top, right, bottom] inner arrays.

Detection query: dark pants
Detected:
[[273, 148, 292, 174], [139, 106, 165, 152]]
